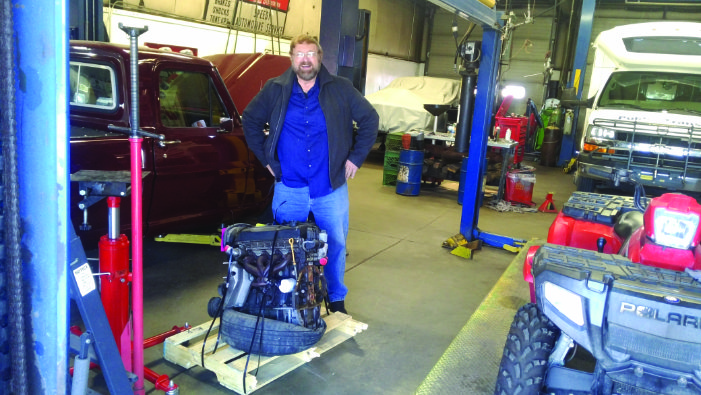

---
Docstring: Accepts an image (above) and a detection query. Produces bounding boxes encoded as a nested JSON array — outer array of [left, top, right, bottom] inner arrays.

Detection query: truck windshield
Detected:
[[598, 71, 701, 114]]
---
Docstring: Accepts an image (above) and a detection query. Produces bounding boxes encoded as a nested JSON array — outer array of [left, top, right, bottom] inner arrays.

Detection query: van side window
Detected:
[[69, 62, 117, 110], [159, 70, 228, 128]]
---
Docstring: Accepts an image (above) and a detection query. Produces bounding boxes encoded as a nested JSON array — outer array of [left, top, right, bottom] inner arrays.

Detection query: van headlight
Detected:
[[543, 281, 584, 326], [587, 125, 616, 142]]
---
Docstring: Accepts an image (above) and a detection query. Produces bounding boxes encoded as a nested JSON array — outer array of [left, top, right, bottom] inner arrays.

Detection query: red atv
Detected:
[[495, 169, 701, 395]]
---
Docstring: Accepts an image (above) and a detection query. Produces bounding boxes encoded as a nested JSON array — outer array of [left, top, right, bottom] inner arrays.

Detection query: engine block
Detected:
[[219, 222, 328, 329]]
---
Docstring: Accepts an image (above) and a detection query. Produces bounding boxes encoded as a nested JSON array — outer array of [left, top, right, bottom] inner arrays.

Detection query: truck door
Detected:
[[148, 64, 248, 231]]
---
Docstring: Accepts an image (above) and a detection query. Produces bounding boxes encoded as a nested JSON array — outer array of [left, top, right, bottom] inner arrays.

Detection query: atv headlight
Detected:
[[653, 208, 700, 250], [543, 281, 584, 326]]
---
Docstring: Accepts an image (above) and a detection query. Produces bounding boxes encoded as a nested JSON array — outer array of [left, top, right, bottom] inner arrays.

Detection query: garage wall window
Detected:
[[69, 62, 117, 110], [159, 70, 228, 128]]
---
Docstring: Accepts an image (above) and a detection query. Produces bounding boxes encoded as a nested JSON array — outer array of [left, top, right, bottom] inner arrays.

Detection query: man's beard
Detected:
[[293, 62, 320, 81]]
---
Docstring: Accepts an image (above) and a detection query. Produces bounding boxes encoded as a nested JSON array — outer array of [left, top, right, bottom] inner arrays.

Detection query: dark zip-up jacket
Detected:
[[242, 65, 379, 190]]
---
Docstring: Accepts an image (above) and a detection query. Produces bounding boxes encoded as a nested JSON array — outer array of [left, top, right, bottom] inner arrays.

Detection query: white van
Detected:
[[575, 21, 701, 194]]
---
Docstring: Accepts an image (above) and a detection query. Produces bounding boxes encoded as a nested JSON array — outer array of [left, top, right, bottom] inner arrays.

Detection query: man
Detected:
[[242, 35, 379, 314]]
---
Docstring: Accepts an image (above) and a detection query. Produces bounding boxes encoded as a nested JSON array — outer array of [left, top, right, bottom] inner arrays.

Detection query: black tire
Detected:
[[494, 303, 560, 395], [207, 297, 222, 318], [221, 309, 326, 356], [576, 176, 596, 193]]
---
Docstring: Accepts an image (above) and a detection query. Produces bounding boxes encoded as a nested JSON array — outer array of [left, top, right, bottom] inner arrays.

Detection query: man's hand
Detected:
[[266, 164, 275, 177], [345, 160, 358, 180]]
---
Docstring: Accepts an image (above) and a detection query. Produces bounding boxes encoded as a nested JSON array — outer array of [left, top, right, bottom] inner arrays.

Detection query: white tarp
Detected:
[[365, 76, 461, 133]]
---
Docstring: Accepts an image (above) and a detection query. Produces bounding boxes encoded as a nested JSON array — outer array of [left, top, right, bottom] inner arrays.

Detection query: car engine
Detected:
[[212, 222, 328, 331]]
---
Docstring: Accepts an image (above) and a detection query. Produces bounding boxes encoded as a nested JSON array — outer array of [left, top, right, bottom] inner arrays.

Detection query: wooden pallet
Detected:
[[163, 312, 368, 393]]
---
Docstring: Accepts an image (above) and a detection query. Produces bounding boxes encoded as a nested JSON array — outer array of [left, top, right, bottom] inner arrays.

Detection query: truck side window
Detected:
[[159, 70, 228, 128], [69, 62, 117, 110]]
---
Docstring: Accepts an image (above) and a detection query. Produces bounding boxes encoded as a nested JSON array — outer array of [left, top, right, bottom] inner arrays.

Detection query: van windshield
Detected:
[[598, 71, 701, 114]]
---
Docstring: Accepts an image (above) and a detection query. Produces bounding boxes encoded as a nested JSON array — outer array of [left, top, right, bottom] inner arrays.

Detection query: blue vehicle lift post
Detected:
[[458, 27, 525, 250], [10, 0, 133, 393], [429, 1, 525, 250], [558, 0, 596, 166]]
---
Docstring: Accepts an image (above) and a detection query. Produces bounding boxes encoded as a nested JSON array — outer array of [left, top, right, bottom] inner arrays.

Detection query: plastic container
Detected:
[[384, 150, 400, 171], [396, 149, 424, 196], [505, 170, 535, 206], [383, 169, 398, 186], [402, 133, 412, 149], [385, 131, 404, 152]]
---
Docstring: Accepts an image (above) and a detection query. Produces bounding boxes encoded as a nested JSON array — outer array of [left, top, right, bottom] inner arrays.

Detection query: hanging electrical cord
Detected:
[[200, 250, 237, 368], [634, 182, 647, 212], [242, 289, 271, 394]]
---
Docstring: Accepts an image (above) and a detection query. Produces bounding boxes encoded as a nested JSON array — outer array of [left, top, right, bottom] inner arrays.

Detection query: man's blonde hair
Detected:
[[289, 34, 323, 56]]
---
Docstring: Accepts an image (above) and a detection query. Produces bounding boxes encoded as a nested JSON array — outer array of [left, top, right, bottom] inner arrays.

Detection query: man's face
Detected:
[[291, 42, 321, 82]]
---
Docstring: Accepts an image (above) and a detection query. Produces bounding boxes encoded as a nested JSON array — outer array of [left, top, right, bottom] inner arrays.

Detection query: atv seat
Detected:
[[613, 210, 643, 243]]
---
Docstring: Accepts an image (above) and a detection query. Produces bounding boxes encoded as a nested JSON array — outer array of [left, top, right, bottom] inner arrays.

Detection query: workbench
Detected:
[[422, 131, 518, 202]]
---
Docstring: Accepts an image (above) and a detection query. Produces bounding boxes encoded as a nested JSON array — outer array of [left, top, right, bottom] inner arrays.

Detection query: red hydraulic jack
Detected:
[[98, 196, 187, 394], [538, 192, 558, 213], [93, 23, 184, 394]]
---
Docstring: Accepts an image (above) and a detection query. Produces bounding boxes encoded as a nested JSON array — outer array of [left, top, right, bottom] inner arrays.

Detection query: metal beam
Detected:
[[426, 0, 499, 28], [14, 0, 69, 392], [558, 0, 596, 165], [460, 28, 498, 238]]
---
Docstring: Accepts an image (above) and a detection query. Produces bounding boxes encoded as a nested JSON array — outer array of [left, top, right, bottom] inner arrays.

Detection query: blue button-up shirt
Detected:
[[277, 79, 333, 198]]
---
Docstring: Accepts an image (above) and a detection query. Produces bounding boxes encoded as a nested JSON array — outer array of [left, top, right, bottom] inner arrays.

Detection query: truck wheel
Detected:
[[220, 309, 326, 356], [576, 176, 596, 192], [494, 303, 560, 395]]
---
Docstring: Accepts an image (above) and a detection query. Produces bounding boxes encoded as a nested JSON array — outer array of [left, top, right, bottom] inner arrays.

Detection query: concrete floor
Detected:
[[83, 149, 576, 394]]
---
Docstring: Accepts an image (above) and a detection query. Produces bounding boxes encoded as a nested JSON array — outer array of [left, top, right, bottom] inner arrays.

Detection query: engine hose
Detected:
[[0, 0, 28, 393], [633, 183, 647, 212]]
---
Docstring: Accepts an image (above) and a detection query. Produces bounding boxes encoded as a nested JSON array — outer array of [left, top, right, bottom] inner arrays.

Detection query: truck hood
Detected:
[[205, 53, 289, 113]]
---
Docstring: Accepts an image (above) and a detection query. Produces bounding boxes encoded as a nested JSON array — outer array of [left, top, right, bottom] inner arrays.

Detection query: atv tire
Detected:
[[494, 303, 560, 395], [221, 309, 326, 356]]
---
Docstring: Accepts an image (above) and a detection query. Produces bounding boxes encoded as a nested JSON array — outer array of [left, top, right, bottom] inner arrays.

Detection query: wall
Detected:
[[359, 0, 427, 60], [104, 7, 292, 55], [426, 7, 483, 79], [107, 0, 426, 60], [103, 0, 429, 95], [500, 7, 555, 115]]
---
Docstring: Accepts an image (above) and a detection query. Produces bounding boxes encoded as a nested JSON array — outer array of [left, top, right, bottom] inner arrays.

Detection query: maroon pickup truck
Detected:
[[69, 41, 281, 246]]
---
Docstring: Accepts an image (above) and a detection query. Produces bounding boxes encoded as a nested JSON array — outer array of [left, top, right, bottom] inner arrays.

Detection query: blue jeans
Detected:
[[272, 182, 349, 302]]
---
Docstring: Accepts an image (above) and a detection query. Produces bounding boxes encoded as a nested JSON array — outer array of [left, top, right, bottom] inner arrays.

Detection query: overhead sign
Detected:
[[206, 0, 236, 25], [241, 0, 290, 12], [234, 2, 286, 36], [205, 0, 288, 36]]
